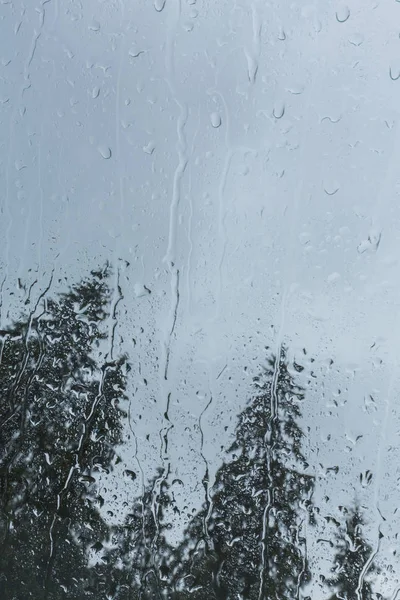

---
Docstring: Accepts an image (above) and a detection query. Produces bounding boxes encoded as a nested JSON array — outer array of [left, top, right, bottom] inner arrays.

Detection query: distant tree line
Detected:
[[0, 266, 383, 599]]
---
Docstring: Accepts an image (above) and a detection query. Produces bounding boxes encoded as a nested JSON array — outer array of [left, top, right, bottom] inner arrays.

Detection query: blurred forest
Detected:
[[0, 267, 383, 599]]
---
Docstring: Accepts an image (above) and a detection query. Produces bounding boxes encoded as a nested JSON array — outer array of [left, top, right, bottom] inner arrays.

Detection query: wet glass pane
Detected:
[[0, 0, 399, 598]]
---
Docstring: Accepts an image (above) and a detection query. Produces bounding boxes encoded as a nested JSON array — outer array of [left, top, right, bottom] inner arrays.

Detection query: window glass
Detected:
[[0, 0, 398, 598]]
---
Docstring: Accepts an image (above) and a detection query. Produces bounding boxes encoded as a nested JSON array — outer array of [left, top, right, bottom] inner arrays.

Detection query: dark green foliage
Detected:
[[95, 467, 176, 600], [0, 266, 129, 599], [172, 347, 315, 600], [0, 279, 386, 600], [326, 503, 380, 600]]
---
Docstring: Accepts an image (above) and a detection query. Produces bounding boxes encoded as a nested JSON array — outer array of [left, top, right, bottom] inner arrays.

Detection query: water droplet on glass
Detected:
[[311, 18, 322, 33], [92, 86, 100, 99], [246, 56, 258, 84], [288, 83, 304, 95], [98, 145, 112, 159], [143, 141, 155, 155], [124, 469, 137, 481], [389, 66, 400, 81], [183, 20, 194, 31], [357, 231, 382, 254], [321, 114, 342, 124], [348, 33, 364, 46], [327, 272, 340, 283], [89, 20, 100, 32], [129, 47, 144, 59], [273, 102, 285, 119], [336, 6, 350, 22], [154, 0, 166, 12], [189, 8, 198, 18], [210, 112, 221, 128], [134, 283, 151, 298], [323, 181, 340, 195], [15, 159, 26, 171], [278, 28, 286, 40]]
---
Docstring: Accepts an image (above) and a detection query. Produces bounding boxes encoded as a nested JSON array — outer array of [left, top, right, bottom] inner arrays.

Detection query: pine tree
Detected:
[[325, 503, 380, 600], [95, 467, 176, 600], [172, 347, 315, 599], [0, 265, 129, 599]]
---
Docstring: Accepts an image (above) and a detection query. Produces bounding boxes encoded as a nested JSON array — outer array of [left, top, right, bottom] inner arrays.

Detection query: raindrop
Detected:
[[129, 47, 144, 59], [321, 114, 342, 124], [171, 478, 184, 486], [143, 141, 155, 155], [134, 283, 151, 298], [88, 20, 100, 32], [389, 67, 400, 81], [360, 470, 373, 487], [154, 0, 166, 11], [124, 469, 137, 481], [313, 18, 322, 33], [278, 28, 286, 40], [98, 145, 112, 159], [323, 181, 340, 195], [287, 83, 304, 95], [273, 102, 285, 119], [357, 231, 381, 254], [336, 5, 350, 22], [243, 48, 259, 85], [92, 86, 100, 99], [348, 33, 364, 46], [15, 159, 26, 171], [183, 20, 194, 31], [210, 112, 221, 128]]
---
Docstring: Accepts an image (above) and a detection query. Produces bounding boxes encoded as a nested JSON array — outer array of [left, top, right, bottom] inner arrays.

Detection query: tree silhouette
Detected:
[[4, 275, 386, 600], [325, 503, 381, 600], [172, 346, 315, 600], [93, 466, 177, 600], [0, 265, 130, 599]]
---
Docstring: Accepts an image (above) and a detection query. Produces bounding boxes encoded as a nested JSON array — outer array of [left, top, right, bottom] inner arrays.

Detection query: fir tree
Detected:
[[326, 503, 381, 600], [172, 347, 315, 600], [0, 265, 129, 599]]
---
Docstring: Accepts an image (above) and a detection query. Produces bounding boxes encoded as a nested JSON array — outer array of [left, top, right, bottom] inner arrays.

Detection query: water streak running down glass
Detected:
[[0, 0, 400, 598]]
